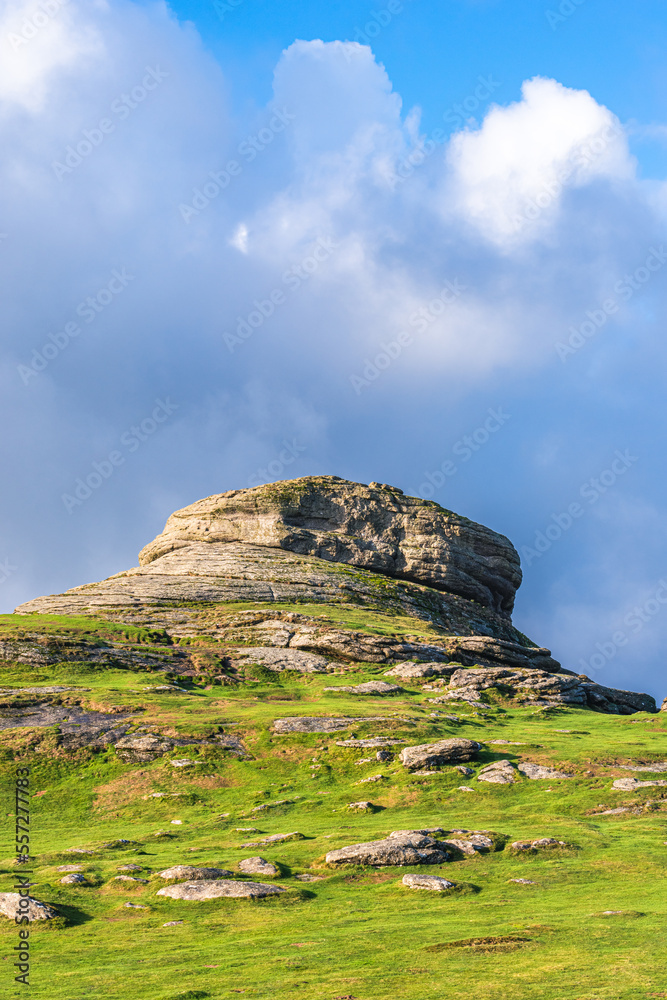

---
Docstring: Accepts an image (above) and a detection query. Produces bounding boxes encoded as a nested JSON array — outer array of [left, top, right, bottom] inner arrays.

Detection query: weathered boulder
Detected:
[[402, 874, 455, 891], [445, 666, 656, 716], [157, 879, 284, 900], [581, 682, 656, 715], [384, 662, 457, 680], [231, 647, 332, 674], [612, 777, 667, 791], [60, 874, 88, 885], [518, 763, 571, 780], [326, 833, 450, 867], [477, 760, 517, 784], [323, 681, 402, 695], [0, 893, 58, 921], [399, 738, 481, 771], [114, 734, 175, 762], [240, 832, 305, 848], [510, 838, 565, 852], [347, 801, 374, 811], [238, 858, 280, 876], [336, 737, 407, 748], [157, 866, 232, 880], [273, 717, 382, 733]]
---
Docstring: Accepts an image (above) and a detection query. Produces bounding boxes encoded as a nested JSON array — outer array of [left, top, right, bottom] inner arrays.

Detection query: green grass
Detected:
[[1, 611, 666, 998]]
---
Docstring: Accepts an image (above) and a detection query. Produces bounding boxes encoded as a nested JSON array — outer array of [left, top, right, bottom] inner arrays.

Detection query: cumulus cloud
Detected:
[[1, 5, 667, 696]]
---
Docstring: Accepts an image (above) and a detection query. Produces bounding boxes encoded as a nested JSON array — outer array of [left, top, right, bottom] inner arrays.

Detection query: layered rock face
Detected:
[[12, 475, 656, 713], [138, 477, 522, 615], [16, 477, 526, 642]]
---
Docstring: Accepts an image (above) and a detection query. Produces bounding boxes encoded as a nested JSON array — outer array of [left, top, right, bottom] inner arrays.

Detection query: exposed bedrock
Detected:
[[137, 477, 522, 616]]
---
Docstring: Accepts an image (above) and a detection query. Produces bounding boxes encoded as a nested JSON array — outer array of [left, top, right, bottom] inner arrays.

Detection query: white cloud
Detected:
[[445, 76, 635, 245]]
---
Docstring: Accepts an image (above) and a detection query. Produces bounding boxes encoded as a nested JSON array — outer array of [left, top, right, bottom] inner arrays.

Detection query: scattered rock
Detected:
[[612, 777, 667, 791], [510, 879, 536, 885], [458, 786, 475, 792], [241, 832, 305, 848], [356, 774, 387, 784], [251, 798, 299, 812], [170, 759, 196, 768], [0, 894, 58, 921], [273, 717, 383, 734], [510, 838, 565, 852], [157, 866, 233, 880], [124, 902, 148, 908], [163, 920, 184, 926], [114, 875, 149, 884], [477, 760, 517, 784], [347, 801, 374, 811], [399, 738, 481, 771], [376, 750, 392, 762], [323, 681, 402, 695], [57, 865, 84, 872], [60, 873, 88, 885], [232, 646, 332, 674], [238, 858, 280, 877], [402, 874, 455, 891], [384, 662, 457, 680], [114, 734, 175, 763], [117, 864, 144, 872], [157, 879, 285, 900], [294, 874, 324, 882], [518, 763, 571, 780], [456, 765, 474, 776], [618, 761, 667, 772], [336, 737, 407, 748], [326, 833, 450, 867]]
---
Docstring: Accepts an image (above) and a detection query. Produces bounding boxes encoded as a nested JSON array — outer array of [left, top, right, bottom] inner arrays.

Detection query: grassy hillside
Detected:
[[1, 608, 666, 999]]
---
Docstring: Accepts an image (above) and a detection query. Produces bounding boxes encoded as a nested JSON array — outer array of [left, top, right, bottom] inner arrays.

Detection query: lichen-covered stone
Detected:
[[399, 738, 481, 771]]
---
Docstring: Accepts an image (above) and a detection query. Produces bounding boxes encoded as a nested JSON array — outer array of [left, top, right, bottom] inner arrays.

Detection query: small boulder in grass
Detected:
[[157, 879, 285, 900], [238, 857, 280, 877], [402, 874, 455, 892], [60, 874, 88, 885], [0, 894, 58, 922], [157, 866, 233, 881], [511, 838, 566, 852], [399, 738, 481, 771]]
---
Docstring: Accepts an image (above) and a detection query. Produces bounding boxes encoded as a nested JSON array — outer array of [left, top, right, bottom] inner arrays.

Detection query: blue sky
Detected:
[[1, 0, 667, 701]]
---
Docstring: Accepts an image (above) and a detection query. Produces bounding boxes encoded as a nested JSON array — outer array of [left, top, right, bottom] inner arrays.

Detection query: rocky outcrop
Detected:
[[612, 777, 667, 791], [156, 880, 284, 900], [9, 475, 657, 716], [15, 478, 532, 646], [326, 832, 451, 867], [137, 477, 522, 615], [323, 681, 402, 695], [272, 716, 384, 733], [399, 738, 481, 771], [443, 666, 656, 715], [384, 662, 457, 679]]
